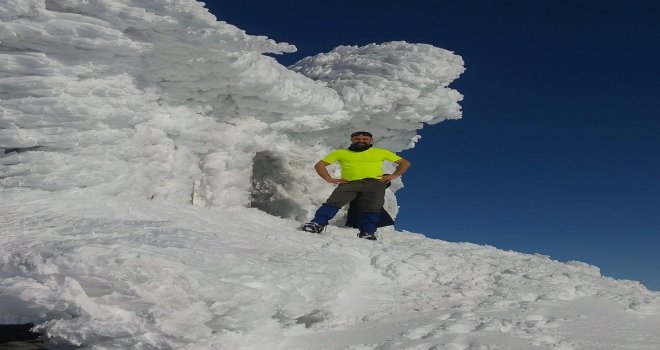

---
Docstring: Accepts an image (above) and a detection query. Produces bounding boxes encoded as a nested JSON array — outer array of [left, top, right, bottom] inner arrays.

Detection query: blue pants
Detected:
[[312, 179, 386, 234]]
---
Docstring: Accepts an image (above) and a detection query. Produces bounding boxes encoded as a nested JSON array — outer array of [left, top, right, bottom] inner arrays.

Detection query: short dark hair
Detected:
[[351, 131, 373, 137]]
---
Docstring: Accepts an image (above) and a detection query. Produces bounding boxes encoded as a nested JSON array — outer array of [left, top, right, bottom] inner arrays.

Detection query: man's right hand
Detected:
[[315, 160, 347, 185], [327, 178, 347, 185]]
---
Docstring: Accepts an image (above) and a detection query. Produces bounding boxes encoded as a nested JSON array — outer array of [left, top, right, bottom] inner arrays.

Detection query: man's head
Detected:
[[350, 131, 373, 146]]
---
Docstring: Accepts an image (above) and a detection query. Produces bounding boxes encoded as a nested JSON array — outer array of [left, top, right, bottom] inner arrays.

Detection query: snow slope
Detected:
[[1, 1, 660, 349], [2, 190, 659, 349]]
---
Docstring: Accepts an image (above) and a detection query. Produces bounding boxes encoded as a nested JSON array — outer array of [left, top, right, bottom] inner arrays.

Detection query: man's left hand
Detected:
[[379, 174, 399, 182]]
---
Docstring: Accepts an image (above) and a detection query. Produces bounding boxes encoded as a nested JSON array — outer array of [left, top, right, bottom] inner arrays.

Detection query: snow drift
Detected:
[[1, 1, 659, 349]]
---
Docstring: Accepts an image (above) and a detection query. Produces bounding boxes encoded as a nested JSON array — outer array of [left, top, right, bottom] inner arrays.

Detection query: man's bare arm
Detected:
[[314, 160, 347, 184], [380, 158, 411, 182]]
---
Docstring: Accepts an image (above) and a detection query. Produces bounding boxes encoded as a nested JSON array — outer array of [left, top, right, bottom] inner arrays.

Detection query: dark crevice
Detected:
[[250, 151, 305, 221], [295, 309, 330, 328], [2, 146, 46, 155], [0, 323, 80, 349]]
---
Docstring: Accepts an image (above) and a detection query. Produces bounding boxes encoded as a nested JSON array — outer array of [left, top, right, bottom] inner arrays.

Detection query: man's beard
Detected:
[[348, 143, 373, 152]]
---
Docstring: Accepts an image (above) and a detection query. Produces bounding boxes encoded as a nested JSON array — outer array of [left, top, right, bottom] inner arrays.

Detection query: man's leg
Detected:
[[357, 180, 387, 235], [308, 182, 360, 227], [311, 204, 340, 226], [359, 212, 381, 235]]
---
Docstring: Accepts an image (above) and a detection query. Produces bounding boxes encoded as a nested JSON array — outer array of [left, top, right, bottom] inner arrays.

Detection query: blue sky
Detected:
[[206, 1, 660, 291]]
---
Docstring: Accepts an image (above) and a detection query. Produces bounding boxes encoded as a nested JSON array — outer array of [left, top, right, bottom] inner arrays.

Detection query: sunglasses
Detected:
[[350, 131, 373, 137]]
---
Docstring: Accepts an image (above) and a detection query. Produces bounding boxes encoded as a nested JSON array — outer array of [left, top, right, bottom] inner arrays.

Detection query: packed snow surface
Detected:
[[1, 0, 660, 349], [3, 191, 660, 349]]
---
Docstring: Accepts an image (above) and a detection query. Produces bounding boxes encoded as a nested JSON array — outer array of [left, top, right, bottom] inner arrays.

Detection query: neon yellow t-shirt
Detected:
[[322, 147, 402, 181]]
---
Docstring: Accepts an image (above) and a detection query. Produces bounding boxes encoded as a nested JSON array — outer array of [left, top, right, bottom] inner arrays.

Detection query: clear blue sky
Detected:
[[206, 1, 660, 291]]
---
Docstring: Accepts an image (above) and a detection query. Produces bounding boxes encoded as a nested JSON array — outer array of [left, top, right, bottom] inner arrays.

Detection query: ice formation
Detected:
[[0, 0, 464, 221]]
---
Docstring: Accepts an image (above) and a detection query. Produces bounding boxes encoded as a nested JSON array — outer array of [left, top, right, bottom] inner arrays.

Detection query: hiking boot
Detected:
[[357, 231, 377, 241], [301, 222, 325, 234]]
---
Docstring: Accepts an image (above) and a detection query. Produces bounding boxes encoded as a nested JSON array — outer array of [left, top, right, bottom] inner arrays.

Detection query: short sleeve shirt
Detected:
[[322, 147, 402, 181]]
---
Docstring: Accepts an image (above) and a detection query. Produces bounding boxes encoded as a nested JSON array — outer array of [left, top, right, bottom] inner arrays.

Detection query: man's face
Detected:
[[351, 135, 373, 146]]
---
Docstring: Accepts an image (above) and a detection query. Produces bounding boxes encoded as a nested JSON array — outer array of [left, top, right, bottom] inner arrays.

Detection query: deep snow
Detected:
[[1, 1, 659, 349]]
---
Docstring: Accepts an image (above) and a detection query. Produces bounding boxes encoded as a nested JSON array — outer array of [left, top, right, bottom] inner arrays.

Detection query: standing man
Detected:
[[301, 131, 411, 240]]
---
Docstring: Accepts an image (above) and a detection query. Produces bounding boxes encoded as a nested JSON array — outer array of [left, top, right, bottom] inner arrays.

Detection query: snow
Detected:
[[3, 191, 659, 349], [1, 0, 659, 349]]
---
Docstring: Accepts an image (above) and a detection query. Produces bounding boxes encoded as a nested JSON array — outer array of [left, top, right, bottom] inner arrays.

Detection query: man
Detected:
[[301, 131, 411, 240]]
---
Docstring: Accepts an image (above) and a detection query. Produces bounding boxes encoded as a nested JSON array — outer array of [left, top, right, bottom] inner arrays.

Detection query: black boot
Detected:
[[301, 222, 325, 234], [357, 231, 377, 241]]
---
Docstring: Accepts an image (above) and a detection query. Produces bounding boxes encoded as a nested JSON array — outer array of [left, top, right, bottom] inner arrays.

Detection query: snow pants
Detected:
[[312, 178, 387, 234]]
